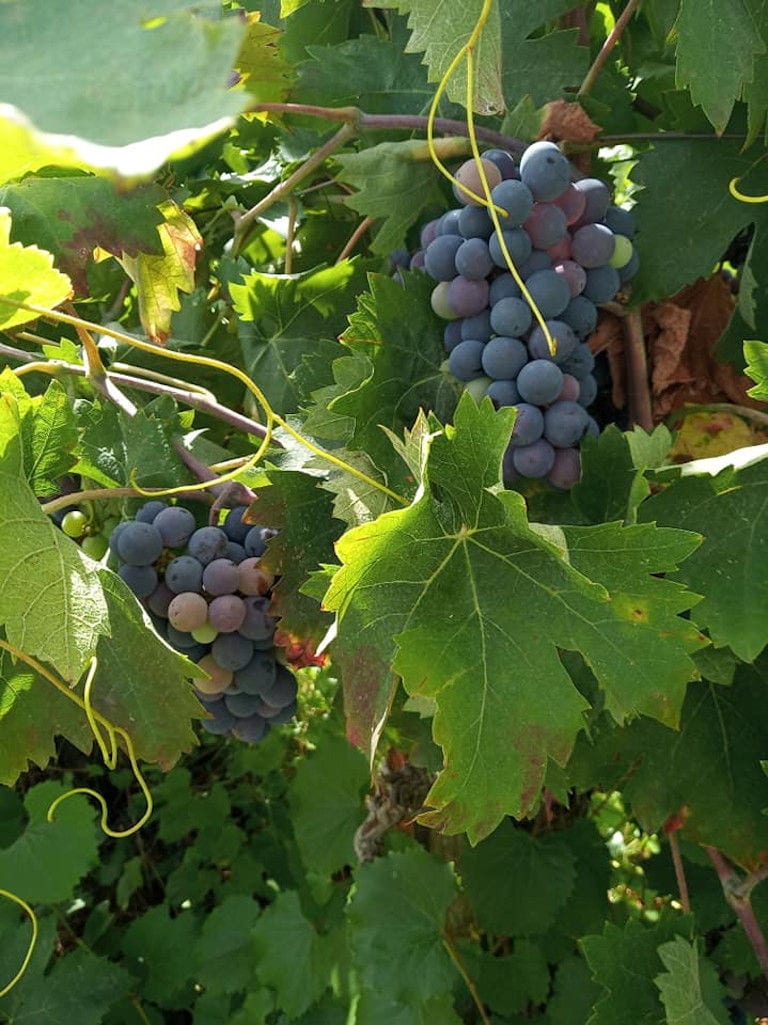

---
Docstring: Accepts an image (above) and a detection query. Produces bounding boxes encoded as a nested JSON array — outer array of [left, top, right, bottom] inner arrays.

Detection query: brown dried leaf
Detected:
[[539, 99, 603, 145]]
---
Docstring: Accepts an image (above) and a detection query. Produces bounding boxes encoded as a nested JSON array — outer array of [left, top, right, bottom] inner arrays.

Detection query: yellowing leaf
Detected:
[[0, 208, 72, 327], [235, 14, 293, 104]]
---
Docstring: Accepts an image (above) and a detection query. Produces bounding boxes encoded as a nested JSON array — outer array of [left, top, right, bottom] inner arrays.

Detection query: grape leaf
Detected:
[[4, 376, 78, 498], [639, 457, 768, 661], [335, 141, 447, 255], [0, 210, 72, 328], [288, 733, 368, 877], [549, 954, 603, 1025], [370, 0, 504, 114], [500, 0, 588, 107], [0, 780, 98, 903], [654, 937, 731, 1025], [471, 940, 550, 1016], [0, 0, 248, 177], [0, 394, 110, 682], [230, 261, 366, 414], [0, 177, 164, 295], [355, 993, 462, 1025], [252, 891, 330, 1017], [123, 906, 197, 1007], [194, 895, 261, 996], [119, 201, 202, 344], [235, 13, 292, 103], [347, 847, 458, 1003], [460, 820, 576, 936], [744, 339, 768, 400], [581, 919, 693, 1025], [674, 0, 766, 134], [324, 396, 702, 842], [630, 140, 768, 302]]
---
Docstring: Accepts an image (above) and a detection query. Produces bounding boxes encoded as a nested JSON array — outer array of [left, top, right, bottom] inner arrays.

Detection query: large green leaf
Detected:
[[500, 0, 588, 107], [654, 937, 731, 1025], [122, 905, 197, 1008], [0, 0, 249, 177], [0, 374, 78, 498], [324, 396, 702, 842]]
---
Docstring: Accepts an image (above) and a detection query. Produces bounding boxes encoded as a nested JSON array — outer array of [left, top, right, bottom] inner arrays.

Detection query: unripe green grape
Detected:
[[81, 534, 108, 559], [191, 622, 218, 644], [431, 281, 457, 320], [609, 234, 633, 269], [463, 376, 493, 403], [61, 510, 88, 537]]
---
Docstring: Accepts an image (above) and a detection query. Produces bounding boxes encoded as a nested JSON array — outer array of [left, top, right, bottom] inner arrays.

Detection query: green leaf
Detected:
[[581, 918, 693, 1025], [674, 0, 766, 133], [6, 377, 78, 498], [252, 891, 330, 1017], [194, 895, 261, 996], [472, 939, 550, 1016], [354, 993, 462, 1025], [548, 954, 603, 1025], [235, 14, 292, 103], [0, 0, 248, 177], [639, 457, 768, 661], [460, 820, 576, 936], [744, 339, 768, 401], [289, 733, 368, 877], [0, 780, 98, 903], [0, 177, 164, 295], [230, 261, 366, 414], [347, 847, 458, 1003], [324, 396, 702, 842], [335, 141, 447, 254], [0, 210, 71, 328], [654, 936, 731, 1025], [500, 0, 588, 108], [122, 906, 197, 1007]]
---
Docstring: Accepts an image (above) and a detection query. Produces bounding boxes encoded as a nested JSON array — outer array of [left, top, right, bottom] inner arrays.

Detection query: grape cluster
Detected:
[[109, 501, 298, 745], [411, 142, 638, 488]]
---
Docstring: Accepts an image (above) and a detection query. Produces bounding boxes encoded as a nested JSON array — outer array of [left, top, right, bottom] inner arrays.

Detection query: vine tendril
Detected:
[[729, 176, 768, 203], [0, 889, 38, 999]]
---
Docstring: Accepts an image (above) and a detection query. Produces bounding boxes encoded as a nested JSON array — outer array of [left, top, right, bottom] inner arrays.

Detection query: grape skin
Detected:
[[512, 439, 556, 478], [490, 297, 532, 338], [519, 142, 570, 201], [571, 224, 616, 268], [561, 296, 597, 339], [262, 665, 299, 709], [490, 179, 534, 226], [153, 506, 196, 548], [235, 652, 278, 696], [231, 716, 270, 744], [481, 336, 528, 380], [509, 403, 544, 446], [222, 505, 251, 544], [202, 558, 240, 596], [147, 581, 175, 618], [455, 238, 494, 280], [486, 380, 520, 407], [523, 270, 570, 319], [517, 360, 564, 405], [118, 563, 158, 599], [212, 632, 254, 672], [168, 591, 209, 632], [448, 339, 486, 382], [239, 597, 275, 641], [460, 311, 493, 341], [527, 321, 577, 364], [187, 526, 228, 565], [424, 235, 463, 281], [454, 157, 502, 205], [165, 555, 204, 594], [135, 500, 168, 524], [523, 203, 567, 249], [543, 400, 590, 447], [208, 594, 246, 633], [238, 558, 274, 596], [583, 265, 620, 304], [224, 692, 265, 718], [117, 521, 164, 566], [488, 229, 532, 269], [548, 447, 581, 489], [193, 654, 233, 695], [447, 275, 489, 318]]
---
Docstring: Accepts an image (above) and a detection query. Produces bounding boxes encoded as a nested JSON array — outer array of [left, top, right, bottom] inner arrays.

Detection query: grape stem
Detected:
[[623, 306, 653, 430], [41, 486, 211, 515], [705, 846, 768, 982], [172, 441, 257, 521], [667, 830, 691, 913], [336, 216, 375, 263], [578, 0, 643, 97]]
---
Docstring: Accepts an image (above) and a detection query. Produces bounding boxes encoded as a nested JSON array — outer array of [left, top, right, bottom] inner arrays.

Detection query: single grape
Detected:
[[222, 505, 251, 544], [609, 234, 633, 269], [488, 228, 532, 269], [558, 374, 582, 402], [108, 521, 128, 557], [208, 594, 246, 633], [192, 622, 218, 644], [489, 297, 532, 338], [234, 651, 278, 696], [444, 320, 464, 353], [482, 148, 518, 180], [455, 237, 494, 280], [509, 403, 544, 446], [447, 275, 489, 318], [135, 500, 168, 524], [420, 219, 440, 249], [199, 699, 237, 734], [548, 447, 582, 489], [561, 296, 598, 339], [454, 157, 502, 205], [431, 281, 458, 320], [243, 526, 269, 559], [202, 558, 239, 596], [519, 141, 570, 201], [211, 632, 254, 672], [485, 379, 520, 408], [262, 665, 299, 709], [517, 360, 564, 405], [239, 596, 276, 642], [603, 205, 636, 238], [424, 235, 463, 281], [460, 310, 493, 342], [524, 269, 570, 319], [225, 541, 246, 564], [187, 526, 228, 565], [165, 555, 204, 594], [231, 715, 270, 744], [573, 178, 611, 225], [153, 506, 196, 548], [116, 521, 164, 566], [438, 209, 462, 235], [238, 558, 274, 596], [192, 654, 233, 695], [458, 205, 493, 239], [481, 336, 528, 380], [489, 273, 521, 304], [61, 510, 88, 537], [552, 260, 587, 298], [527, 321, 578, 364], [523, 203, 567, 249], [553, 184, 587, 226], [490, 179, 534, 226], [168, 591, 209, 632], [147, 581, 175, 618], [448, 339, 486, 382], [543, 400, 590, 447], [578, 374, 599, 407], [571, 224, 616, 268], [118, 563, 158, 599], [81, 533, 108, 559], [512, 438, 556, 478], [519, 250, 552, 278], [560, 343, 596, 381], [583, 265, 620, 304]]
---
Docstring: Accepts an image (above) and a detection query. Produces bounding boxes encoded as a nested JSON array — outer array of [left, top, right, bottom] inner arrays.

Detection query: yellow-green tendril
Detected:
[[2, 298, 409, 508], [729, 176, 768, 203], [0, 641, 153, 838], [0, 889, 38, 998], [425, 1, 556, 356]]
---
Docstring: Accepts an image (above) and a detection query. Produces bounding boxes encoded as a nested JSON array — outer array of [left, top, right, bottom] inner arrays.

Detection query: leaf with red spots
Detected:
[[323, 395, 704, 843]]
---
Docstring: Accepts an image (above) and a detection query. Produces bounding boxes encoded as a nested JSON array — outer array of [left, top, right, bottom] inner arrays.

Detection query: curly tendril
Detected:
[[0, 889, 38, 998], [729, 176, 768, 203], [425, 0, 556, 356]]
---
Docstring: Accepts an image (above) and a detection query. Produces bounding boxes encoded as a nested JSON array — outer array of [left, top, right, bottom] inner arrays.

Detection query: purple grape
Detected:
[[438, 209, 462, 235], [211, 632, 254, 671], [519, 142, 570, 201], [519, 250, 552, 278], [188, 526, 228, 565], [560, 344, 596, 381], [553, 260, 587, 298], [200, 699, 237, 735], [573, 178, 611, 225], [489, 297, 532, 338], [444, 320, 464, 352], [208, 594, 246, 633], [548, 447, 582, 489], [224, 691, 264, 718], [517, 360, 564, 405], [509, 403, 544, 446], [135, 500, 168, 523], [604, 205, 636, 238], [571, 224, 616, 268], [225, 542, 246, 564], [448, 339, 486, 382], [117, 521, 164, 566], [420, 219, 440, 249], [239, 597, 276, 642], [455, 238, 494, 280], [166, 623, 199, 651], [424, 235, 463, 281], [524, 269, 570, 319], [460, 310, 493, 341], [202, 558, 239, 596], [108, 521, 128, 557], [147, 581, 174, 618], [265, 700, 297, 725], [447, 275, 489, 317], [263, 667, 298, 709], [489, 228, 532, 269], [153, 506, 196, 548], [231, 715, 270, 744], [523, 203, 568, 249], [410, 251, 426, 272], [481, 336, 528, 380], [578, 374, 598, 407], [118, 563, 158, 598], [490, 179, 534, 226], [486, 380, 520, 407], [235, 651, 278, 695], [543, 400, 590, 447], [512, 438, 556, 478], [244, 526, 276, 559], [553, 184, 587, 226], [165, 555, 204, 594], [583, 265, 620, 304]]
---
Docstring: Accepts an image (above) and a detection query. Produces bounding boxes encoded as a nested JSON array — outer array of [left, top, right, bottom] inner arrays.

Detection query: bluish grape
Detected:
[[235, 651, 277, 695], [153, 505, 196, 548], [168, 591, 209, 632], [561, 296, 598, 339], [552, 260, 587, 298], [202, 558, 239, 596], [447, 275, 489, 317], [458, 205, 493, 239], [238, 558, 274, 596], [448, 339, 486, 381], [578, 374, 598, 407], [455, 237, 494, 280], [543, 400, 590, 447], [573, 178, 611, 225], [262, 665, 298, 709], [586, 416, 600, 437], [135, 500, 168, 524], [186, 644, 211, 663], [420, 219, 440, 249], [208, 594, 246, 633], [225, 541, 246, 564], [604, 205, 636, 238], [512, 438, 556, 478], [199, 699, 237, 735], [147, 581, 174, 618], [244, 525, 272, 558], [519, 250, 552, 278], [489, 273, 521, 304], [265, 700, 297, 725], [231, 715, 270, 743], [571, 224, 616, 268], [619, 249, 640, 283], [410, 251, 425, 271], [188, 526, 228, 565], [481, 336, 528, 380], [527, 321, 577, 364], [509, 403, 544, 446], [166, 623, 199, 650], [454, 157, 502, 205], [548, 447, 581, 489], [165, 555, 203, 594], [224, 691, 264, 718], [558, 374, 581, 402], [389, 248, 410, 271], [117, 521, 164, 566], [488, 228, 532, 269], [222, 505, 251, 544], [424, 235, 463, 281], [444, 320, 463, 352], [517, 359, 564, 405], [583, 265, 620, 303], [502, 443, 521, 487], [490, 179, 534, 226], [211, 632, 254, 672], [519, 141, 570, 201], [486, 380, 520, 407], [553, 184, 587, 226], [490, 297, 532, 338], [560, 343, 596, 381], [523, 203, 567, 248], [524, 269, 570, 319], [437, 209, 462, 235], [460, 310, 493, 341], [482, 148, 518, 179], [118, 563, 158, 598], [108, 521, 128, 557], [239, 596, 275, 642]]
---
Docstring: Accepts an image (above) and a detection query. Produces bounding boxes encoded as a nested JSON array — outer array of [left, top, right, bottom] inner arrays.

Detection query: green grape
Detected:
[[192, 622, 218, 644], [61, 510, 88, 538], [81, 534, 109, 559]]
